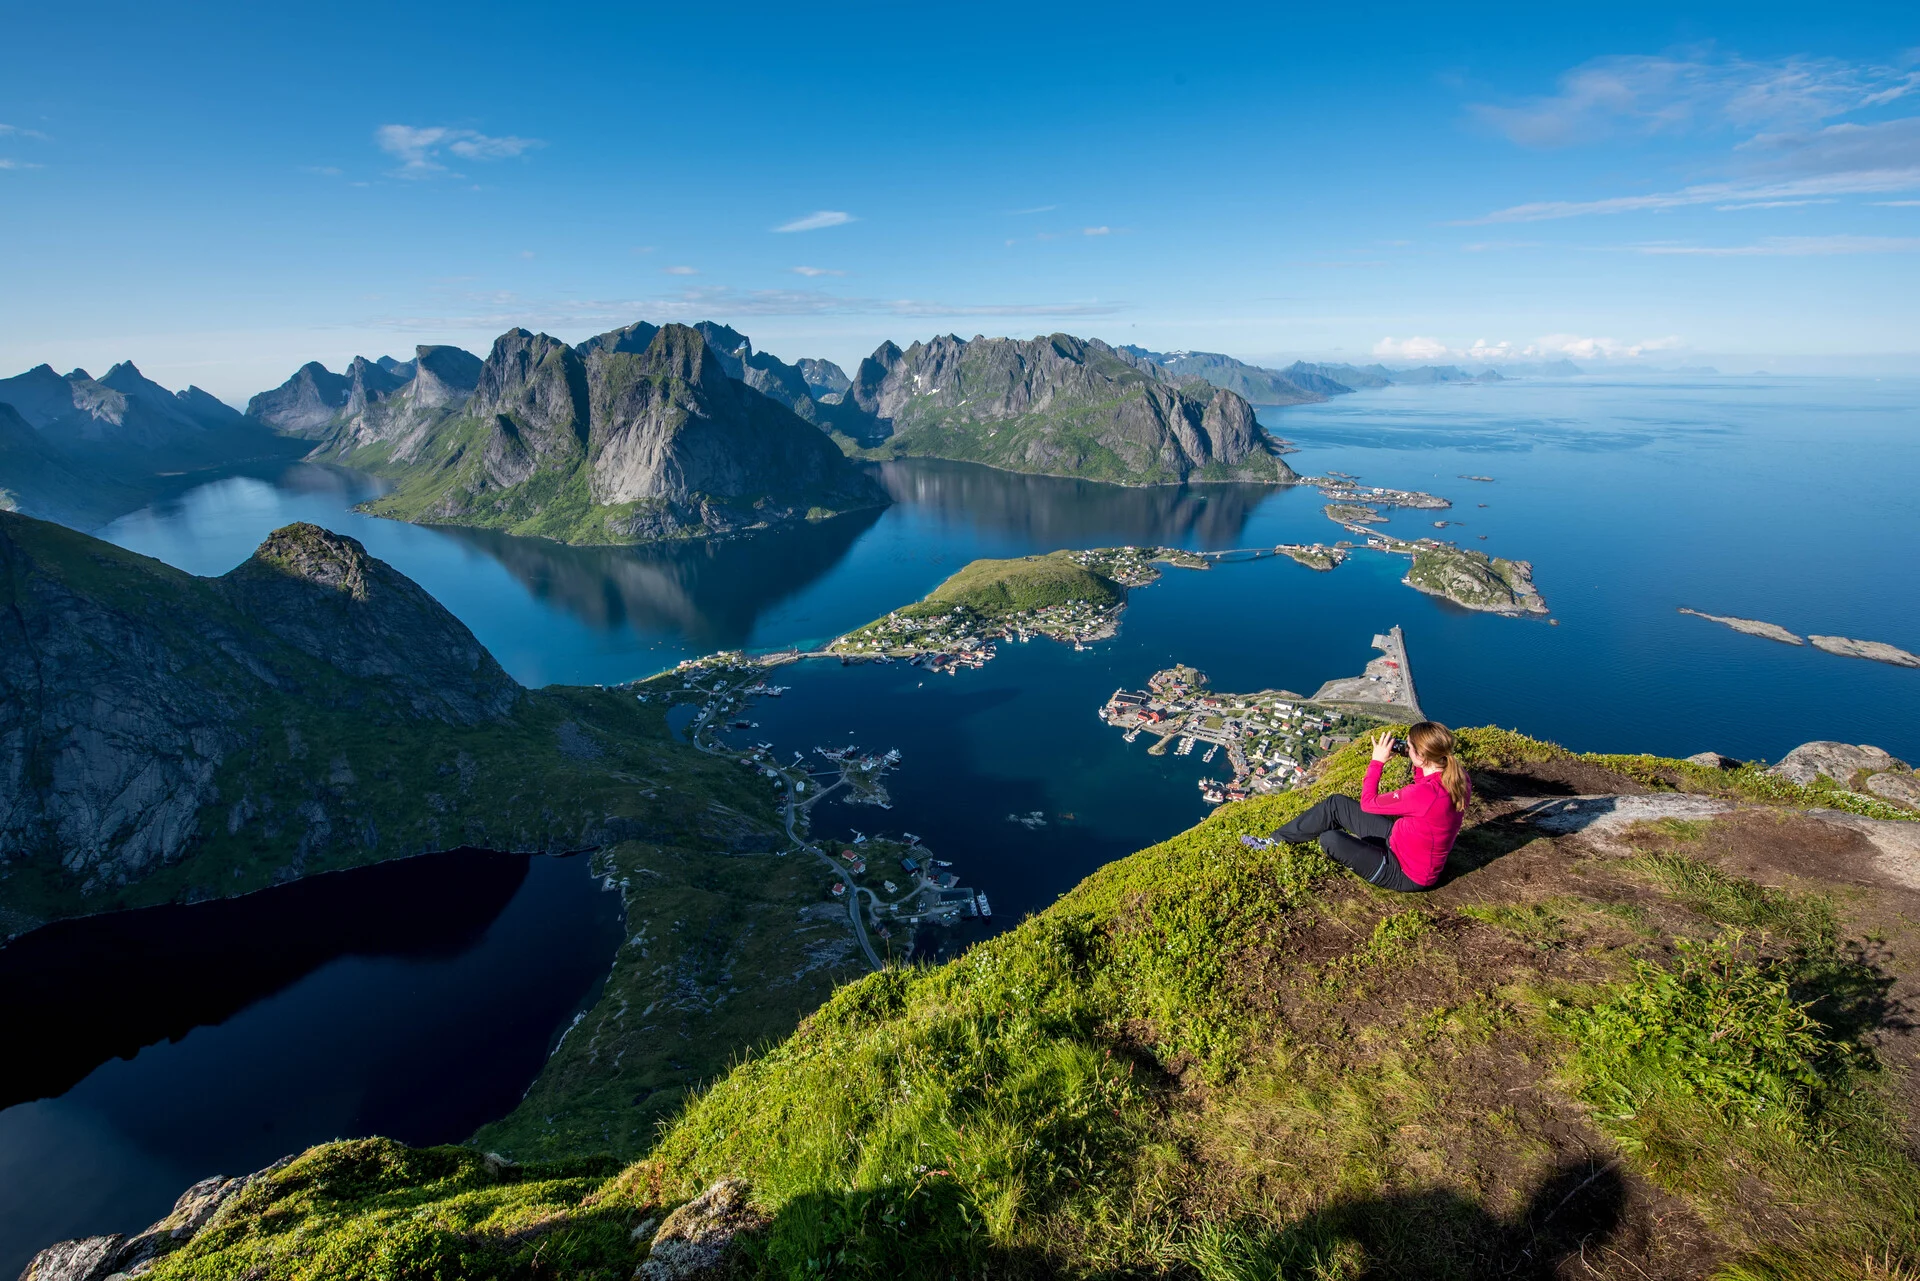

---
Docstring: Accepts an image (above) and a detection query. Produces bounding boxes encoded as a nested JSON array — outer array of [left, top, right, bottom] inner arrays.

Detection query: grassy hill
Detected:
[[105, 729, 1920, 1280], [922, 554, 1125, 615]]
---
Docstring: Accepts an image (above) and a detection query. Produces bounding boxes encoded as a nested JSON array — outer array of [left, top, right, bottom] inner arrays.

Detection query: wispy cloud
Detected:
[[0, 159, 43, 170], [1008, 204, 1058, 214], [1469, 53, 1916, 147], [661, 265, 699, 275], [0, 123, 50, 141], [1082, 225, 1112, 236], [1873, 199, 1920, 206], [772, 210, 855, 233], [1465, 169, 1920, 223], [790, 266, 845, 277], [1714, 198, 1836, 209], [1626, 234, 1920, 256], [301, 165, 344, 177], [1466, 68, 1920, 222], [374, 124, 544, 178]]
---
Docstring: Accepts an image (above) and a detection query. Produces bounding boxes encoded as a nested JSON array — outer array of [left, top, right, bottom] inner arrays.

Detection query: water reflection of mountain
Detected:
[[871, 458, 1279, 549], [435, 505, 885, 646]]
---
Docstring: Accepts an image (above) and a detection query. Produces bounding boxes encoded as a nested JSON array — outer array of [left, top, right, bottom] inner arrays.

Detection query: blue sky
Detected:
[[3, 1, 1918, 400]]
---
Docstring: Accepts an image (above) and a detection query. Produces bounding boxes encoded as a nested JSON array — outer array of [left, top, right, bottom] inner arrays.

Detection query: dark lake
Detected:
[[0, 851, 621, 1273], [7, 372, 1917, 1266]]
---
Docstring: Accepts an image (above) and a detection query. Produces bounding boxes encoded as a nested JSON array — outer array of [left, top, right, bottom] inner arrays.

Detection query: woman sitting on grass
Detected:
[[1269, 721, 1472, 891]]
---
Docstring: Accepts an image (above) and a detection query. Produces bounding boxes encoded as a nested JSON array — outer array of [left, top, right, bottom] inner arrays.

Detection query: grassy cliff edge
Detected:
[[104, 729, 1920, 1281]]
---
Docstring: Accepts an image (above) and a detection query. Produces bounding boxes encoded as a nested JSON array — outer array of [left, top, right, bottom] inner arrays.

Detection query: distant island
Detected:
[[1680, 607, 1918, 667]]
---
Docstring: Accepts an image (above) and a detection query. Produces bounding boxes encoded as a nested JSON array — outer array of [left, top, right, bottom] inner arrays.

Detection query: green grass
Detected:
[[924, 554, 1124, 615]]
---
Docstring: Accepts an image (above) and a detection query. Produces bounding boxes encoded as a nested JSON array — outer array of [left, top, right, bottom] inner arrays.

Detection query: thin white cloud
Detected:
[[1466, 169, 1920, 223], [1628, 234, 1920, 256], [0, 159, 44, 170], [1082, 225, 1112, 236], [0, 124, 50, 140], [790, 266, 845, 277], [1469, 53, 1913, 147], [375, 124, 543, 178], [1714, 198, 1836, 209], [661, 265, 699, 275], [773, 210, 855, 233], [1872, 199, 1920, 206], [1008, 204, 1058, 214]]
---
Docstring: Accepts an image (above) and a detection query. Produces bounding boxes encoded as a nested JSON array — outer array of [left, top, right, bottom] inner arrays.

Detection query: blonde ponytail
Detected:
[[1407, 721, 1471, 812]]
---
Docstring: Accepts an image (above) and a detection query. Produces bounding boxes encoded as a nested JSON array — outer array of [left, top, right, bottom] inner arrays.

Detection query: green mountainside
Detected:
[[835, 333, 1302, 486], [58, 725, 1920, 1280], [0, 512, 783, 933]]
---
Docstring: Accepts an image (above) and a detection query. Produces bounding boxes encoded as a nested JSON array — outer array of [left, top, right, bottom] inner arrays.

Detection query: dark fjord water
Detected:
[[0, 853, 621, 1272], [7, 374, 1916, 1264]]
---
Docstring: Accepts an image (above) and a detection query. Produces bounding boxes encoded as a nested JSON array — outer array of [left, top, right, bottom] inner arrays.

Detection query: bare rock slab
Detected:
[[1807, 635, 1920, 668], [1769, 741, 1908, 787]]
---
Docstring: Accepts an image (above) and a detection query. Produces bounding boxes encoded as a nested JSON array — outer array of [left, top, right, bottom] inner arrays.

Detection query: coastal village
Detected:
[[629, 650, 987, 962], [1101, 664, 1387, 804]]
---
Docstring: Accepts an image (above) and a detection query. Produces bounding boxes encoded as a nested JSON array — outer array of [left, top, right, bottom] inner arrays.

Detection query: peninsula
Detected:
[[1100, 653, 1389, 804]]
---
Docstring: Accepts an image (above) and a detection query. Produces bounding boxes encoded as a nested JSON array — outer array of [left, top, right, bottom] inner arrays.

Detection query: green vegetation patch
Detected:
[[925, 553, 1124, 615]]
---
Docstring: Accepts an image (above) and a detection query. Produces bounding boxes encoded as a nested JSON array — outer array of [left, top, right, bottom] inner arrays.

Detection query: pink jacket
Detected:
[[1362, 760, 1468, 886]]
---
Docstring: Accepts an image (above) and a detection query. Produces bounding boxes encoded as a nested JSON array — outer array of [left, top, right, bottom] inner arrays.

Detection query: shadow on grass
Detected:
[[741, 1157, 1630, 1279]]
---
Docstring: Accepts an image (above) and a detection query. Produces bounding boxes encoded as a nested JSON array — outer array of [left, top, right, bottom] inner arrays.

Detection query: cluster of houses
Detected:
[[1102, 665, 1376, 804]]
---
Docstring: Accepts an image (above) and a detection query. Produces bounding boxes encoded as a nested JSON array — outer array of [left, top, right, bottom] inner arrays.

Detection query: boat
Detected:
[[975, 893, 992, 918], [1202, 744, 1218, 763]]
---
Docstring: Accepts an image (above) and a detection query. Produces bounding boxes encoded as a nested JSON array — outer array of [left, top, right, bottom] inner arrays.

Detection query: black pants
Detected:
[[1272, 794, 1429, 892]]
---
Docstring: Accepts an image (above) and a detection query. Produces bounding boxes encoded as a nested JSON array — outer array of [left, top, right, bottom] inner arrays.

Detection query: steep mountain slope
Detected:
[[796, 357, 849, 396], [53, 732, 1920, 1280], [246, 345, 484, 457], [355, 324, 887, 544], [0, 512, 779, 934], [0, 404, 146, 526], [1121, 345, 1326, 405], [838, 332, 1300, 485]]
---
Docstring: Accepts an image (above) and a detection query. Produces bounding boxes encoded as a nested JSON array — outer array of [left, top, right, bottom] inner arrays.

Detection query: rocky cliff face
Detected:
[[359, 324, 887, 544], [244, 324, 882, 545], [0, 516, 521, 897], [0, 513, 778, 931], [839, 332, 1299, 485]]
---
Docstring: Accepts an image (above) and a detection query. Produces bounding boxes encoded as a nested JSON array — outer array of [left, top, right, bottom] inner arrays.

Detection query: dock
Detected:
[[1309, 625, 1425, 723]]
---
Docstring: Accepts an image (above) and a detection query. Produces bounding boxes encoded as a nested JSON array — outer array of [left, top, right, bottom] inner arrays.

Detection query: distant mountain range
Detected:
[[0, 322, 1590, 544], [0, 361, 302, 526]]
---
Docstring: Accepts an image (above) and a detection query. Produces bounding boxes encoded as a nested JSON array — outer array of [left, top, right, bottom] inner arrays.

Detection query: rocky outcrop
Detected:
[[635, 1179, 768, 1280], [1769, 741, 1909, 788], [222, 524, 520, 725], [797, 357, 849, 396], [18, 1158, 291, 1281], [838, 332, 1299, 485], [1807, 634, 1920, 667]]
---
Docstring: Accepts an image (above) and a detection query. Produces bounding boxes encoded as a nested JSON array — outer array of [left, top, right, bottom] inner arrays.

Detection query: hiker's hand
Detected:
[[1371, 731, 1396, 763]]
